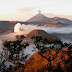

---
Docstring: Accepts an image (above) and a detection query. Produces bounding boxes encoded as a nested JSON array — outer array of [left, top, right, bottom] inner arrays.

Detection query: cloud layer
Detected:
[[0, 23, 72, 52], [14, 23, 72, 34]]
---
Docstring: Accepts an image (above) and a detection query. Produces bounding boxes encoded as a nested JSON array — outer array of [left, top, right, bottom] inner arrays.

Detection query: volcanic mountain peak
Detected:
[[26, 13, 51, 23], [26, 29, 53, 38], [25, 13, 72, 24], [34, 13, 48, 18]]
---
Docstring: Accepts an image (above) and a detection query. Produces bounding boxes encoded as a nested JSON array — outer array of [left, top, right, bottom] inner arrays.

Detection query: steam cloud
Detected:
[[14, 23, 28, 33], [14, 23, 46, 35], [14, 23, 72, 34]]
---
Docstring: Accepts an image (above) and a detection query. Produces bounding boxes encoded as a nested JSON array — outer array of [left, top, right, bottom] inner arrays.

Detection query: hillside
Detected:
[[8, 48, 71, 72], [53, 17, 72, 24], [23, 48, 71, 72], [0, 21, 18, 34]]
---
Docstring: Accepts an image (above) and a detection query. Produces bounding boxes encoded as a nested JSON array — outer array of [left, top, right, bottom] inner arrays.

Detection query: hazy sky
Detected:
[[0, 0, 72, 21]]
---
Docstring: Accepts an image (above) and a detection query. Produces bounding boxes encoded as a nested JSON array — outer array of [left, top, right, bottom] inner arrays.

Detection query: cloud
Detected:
[[14, 23, 28, 32], [14, 23, 72, 34]]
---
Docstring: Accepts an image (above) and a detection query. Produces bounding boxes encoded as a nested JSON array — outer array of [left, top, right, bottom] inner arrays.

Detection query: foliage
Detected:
[[1, 35, 72, 72], [21, 48, 72, 72], [15, 35, 25, 40], [2, 40, 28, 55], [29, 35, 72, 72], [31, 35, 63, 51], [2, 35, 29, 62]]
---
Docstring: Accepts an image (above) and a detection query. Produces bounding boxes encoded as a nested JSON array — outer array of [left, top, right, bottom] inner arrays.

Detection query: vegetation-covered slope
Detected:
[[1, 34, 72, 72], [16, 48, 72, 72]]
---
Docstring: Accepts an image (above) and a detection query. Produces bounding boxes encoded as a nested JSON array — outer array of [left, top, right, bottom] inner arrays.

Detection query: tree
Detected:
[[53, 63, 64, 72], [31, 35, 72, 72], [2, 35, 29, 63], [31, 35, 63, 52], [15, 35, 25, 40]]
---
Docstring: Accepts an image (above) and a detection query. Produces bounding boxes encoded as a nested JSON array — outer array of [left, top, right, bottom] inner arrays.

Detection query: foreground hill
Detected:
[[23, 48, 71, 72], [10, 48, 71, 72]]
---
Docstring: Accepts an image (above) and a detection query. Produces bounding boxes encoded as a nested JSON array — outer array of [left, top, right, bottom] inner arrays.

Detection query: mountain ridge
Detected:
[[25, 13, 72, 25]]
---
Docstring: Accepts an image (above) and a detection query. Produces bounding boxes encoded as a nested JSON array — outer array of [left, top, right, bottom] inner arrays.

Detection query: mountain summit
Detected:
[[25, 12, 72, 25], [26, 29, 55, 38], [26, 13, 51, 23]]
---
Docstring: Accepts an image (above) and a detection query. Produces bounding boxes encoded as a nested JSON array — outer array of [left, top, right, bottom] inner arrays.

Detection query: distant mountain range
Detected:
[[50, 33, 72, 43], [25, 13, 72, 25], [36, 22, 68, 27], [0, 21, 18, 34], [0, 13, 72, 34]]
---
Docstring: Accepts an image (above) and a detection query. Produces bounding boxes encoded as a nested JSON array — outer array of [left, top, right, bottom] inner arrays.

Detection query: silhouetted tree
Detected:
[[15, 35, 25, 40], [2, 35, 29, 63]]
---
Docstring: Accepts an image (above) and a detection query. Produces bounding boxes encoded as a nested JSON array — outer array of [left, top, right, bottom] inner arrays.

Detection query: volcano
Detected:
[[26, 29, 55, 38], [25, 11, 72, 25], [25, 13, 51, 23]]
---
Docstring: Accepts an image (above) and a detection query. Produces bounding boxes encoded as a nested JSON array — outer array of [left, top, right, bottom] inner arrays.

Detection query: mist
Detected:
[[0, 22, 72, 52], [14, 23, 72, 34]]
